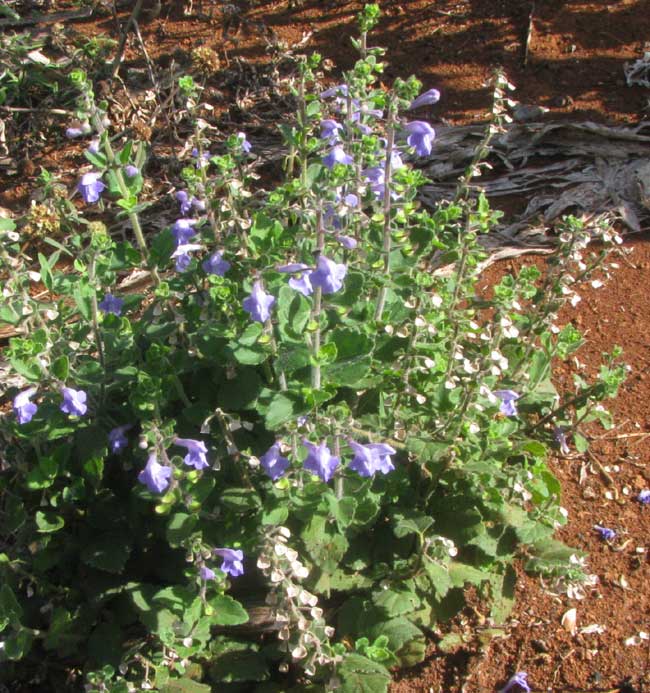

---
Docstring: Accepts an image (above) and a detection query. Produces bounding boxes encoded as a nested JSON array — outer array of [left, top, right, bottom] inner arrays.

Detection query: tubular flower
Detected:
[[108, 424, 131, 454], [202, 251, 231, 276], [348, 440, 396, 477], [98, 293, 124, 316], [78, 172, 106, 204], [174, 437, 209, 470], [243, 281, 275, 323], [60, 387, 88, 417], [309, 255, 347, 294], [323, 145, 354, 169], [13, 387, 38, 424], [408, 88, 441, 110], [302, 440, 340, 483], [494, 389, 520, 417], [137, 453, 172, 494], [214, 548, 244, 577], [403, 120, 436, 156], [260, 442, 290, 481], [171, 218, 197, 245]]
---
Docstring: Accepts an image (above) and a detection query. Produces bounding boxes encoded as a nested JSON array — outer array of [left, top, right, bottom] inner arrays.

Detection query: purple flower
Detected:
[[137, 453, 172, 494], [191, 147, 210, 168], [242, 281, 275, 323], [638, 489, 650, 504], [171, 243, 203, 272], [78, 172, 106, 204], [343, 193, 359, 207], [108, 424, 131, 454], [363, 165, 386, 198], [336, 235, 357, 250], [60, 387, 88, 417], [171, 218, 197, 245], [499, 672, 531, 693], [278, 263, 311, 273], [303, 440, 340, 483], [200, 565, 216, 581], [66, 123, 91, 139], [320, 84, 348, 99], [403, 121, 436, 157], [202, 251, 231, 276], [348, 440, 396, 477], [88, 139, 100, 154], [260, 442, 290, 481], [309, 255, 347, 294], [553, 426, 570, 455], [214, 548, 244, 577], [408, 88, 441, 110], [594, 525, 616, 541], [288, 273, 313, 297], [98, 293, 124, 316], [323, 146, 354, 169], [320, 119, 344, 143], [494, 389, 520, 417], [13, 387, 38, 424], [237, 132, 252, 153], [124, 165, 139, 177], [176, 191, 192, 215], [174, 437, 209, 470]]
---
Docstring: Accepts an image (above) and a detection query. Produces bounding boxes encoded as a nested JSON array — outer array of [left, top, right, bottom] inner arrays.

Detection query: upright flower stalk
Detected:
[[90, 112, 161, 287], [310, 209, 325, 390], [374, 98, 396, 322]]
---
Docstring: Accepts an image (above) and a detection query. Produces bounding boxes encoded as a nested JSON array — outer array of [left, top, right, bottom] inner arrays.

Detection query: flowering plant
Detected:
[[0, 6, 627, 692]]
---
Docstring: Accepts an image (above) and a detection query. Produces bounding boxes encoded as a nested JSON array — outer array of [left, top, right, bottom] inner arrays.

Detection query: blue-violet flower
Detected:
[[348, 440, 396, 477], [78, 172, 106, 204], [594, 525, 616, 541], [303, 440, 340, 483], [243, 281, 275, 323], [494, 389, 520, 417], [171, 218, 197, 245], [13, 387, 38, 424], [408, 88, 441, 110], [174, 437, 209, 470], [109, 424, 131, 454], [260, 442, 290, 481], [99, 293, 124, 316], [138, 453, 172, 494], [171, 243, 203, 272], [403, 120, 436, 157], [323, 145, 354, 169], [309, 255, 347, 294], [200, 566, 216, 581], [202, 251, 231, 276], [499, 672, 531, 693], [60, 387, 88, 417], [638, 489, 650, 504], [237, 132, 252, 153], [214, 548, 244, 577]]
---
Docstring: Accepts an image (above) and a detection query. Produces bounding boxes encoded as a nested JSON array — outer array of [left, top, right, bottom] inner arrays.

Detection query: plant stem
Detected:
[[374, 101, 395, 322], [310, 210, 325, 390], [87, 252, 106, 404]]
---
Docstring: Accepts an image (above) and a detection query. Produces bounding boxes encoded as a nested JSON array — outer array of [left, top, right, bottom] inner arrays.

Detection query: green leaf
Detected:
[[0, 585, 22, 625], [263, 392, 297, 429], [209, 638, 268, 683], [38, 252, 54, 291], [367, 617, 425, 667], [3, 627, 33, 661], [208, 595, 249, 626], [338, 653, 391, 693], [277, 285, 311, 339], [392, 511, 433, 538], [82, 457, 104, 490], [220, 488, 261, 513], [160, 679, 212, 693], [322, 328, 373, 387], [302, 513, 349, 574], [423, 561, 451, 599], [166, 513, 199, 547], [372, 587, 420, 618], [81, 533, 132, 573], [489, 566, 516, 624], [448, 561, 487, 588], [73, 280, 94, 320], [51, 355, 69, 381], [35, 510, 64, 533], [325, 493, 357, 531], [261, 505, 288, 526]]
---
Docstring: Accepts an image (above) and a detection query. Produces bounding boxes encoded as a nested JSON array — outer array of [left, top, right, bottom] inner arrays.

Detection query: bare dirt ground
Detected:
[[2, 1, 650, 690]]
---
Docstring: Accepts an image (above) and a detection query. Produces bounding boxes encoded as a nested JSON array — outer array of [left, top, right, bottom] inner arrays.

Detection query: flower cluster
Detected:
[[258, 438, 396, 483]]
